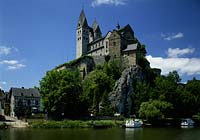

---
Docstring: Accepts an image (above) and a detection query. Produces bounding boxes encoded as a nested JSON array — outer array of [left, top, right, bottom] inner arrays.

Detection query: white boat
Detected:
[[181, 118, 195, 126], [125, 119, 143, 128]]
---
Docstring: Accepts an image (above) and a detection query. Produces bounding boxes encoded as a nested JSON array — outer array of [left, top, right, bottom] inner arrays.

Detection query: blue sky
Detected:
[[0, 0, 200, 91]]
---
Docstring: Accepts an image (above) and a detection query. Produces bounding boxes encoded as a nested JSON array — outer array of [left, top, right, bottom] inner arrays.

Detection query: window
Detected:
[[23, 99, 27, 106], [106, 41, 108, 48], [113, 42, 116, 46], [36, 100, 39, 106], [28, 100, 31, 106], [33, 100, 35, 105]]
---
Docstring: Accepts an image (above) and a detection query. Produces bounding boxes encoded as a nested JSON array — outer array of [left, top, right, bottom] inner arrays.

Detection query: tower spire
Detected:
[[82, 0, 84, 10]]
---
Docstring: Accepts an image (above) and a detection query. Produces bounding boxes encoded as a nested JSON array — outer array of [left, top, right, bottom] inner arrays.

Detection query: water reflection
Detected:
[[1, 127, 200, 140], [181, 126, 194, 129], [125, 128, 143, 140]]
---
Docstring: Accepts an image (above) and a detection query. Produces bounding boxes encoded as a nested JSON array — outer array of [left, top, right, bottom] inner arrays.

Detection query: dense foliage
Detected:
[[131, 71, 200, 121], [40, 56, 200, 121], [40, 58, 122, 119], [40, 69, 85, 119]]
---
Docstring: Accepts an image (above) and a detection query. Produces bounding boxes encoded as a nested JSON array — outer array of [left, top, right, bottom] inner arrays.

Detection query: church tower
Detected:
[[76, 10, 89, 58], [92, 20, 102, 40]]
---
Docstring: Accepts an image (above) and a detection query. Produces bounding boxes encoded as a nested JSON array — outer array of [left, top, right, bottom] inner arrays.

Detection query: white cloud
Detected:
[[161, 32, 184, 41], [146, 55, 200, 76], [167, 48, 195, 58], [0, 81, 7, 90], [0, 46, 11, 55], [0, 59, 26, 70], [0, 81, 7, 85], [8, 64, 26, 70], [0, 45, 19, 56], [91, 0, 127, 7], [0, 60, 18, 65]]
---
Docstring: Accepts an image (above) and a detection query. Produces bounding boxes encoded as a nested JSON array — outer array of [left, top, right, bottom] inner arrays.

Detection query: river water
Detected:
[[0, 127, 200, 140]]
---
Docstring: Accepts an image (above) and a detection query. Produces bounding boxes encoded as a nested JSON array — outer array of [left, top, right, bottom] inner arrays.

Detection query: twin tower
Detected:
[[76, 10, 139, 67], [76, 10, 102, 58]]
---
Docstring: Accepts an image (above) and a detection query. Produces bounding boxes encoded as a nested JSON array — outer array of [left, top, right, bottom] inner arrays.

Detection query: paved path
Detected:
[[0, 115, 29, 128]]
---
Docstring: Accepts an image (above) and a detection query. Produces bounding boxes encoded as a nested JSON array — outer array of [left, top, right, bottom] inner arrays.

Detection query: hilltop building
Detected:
[[76, 10, 140, 66], [56, 10, 149, 79]]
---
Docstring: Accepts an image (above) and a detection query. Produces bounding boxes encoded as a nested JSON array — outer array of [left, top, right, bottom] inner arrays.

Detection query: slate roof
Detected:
[[92, 20, 99, 31], [10, 87, 40, 97], [117, 24, 134, 40], [123, 44, 138, 52], [77, 9, 88, 27]]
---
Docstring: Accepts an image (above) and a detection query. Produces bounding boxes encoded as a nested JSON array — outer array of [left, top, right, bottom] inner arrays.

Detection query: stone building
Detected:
[[9, 87, 41, 117], [76, 10, 140, 66]]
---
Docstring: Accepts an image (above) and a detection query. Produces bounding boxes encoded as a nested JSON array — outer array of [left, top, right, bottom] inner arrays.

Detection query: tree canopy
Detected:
[[40, 69, 84, 119], [82, 70, 113, 116]]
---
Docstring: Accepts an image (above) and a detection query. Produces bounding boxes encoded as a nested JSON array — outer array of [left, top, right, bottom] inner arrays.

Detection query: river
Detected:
[[0, 127, 200, 140]]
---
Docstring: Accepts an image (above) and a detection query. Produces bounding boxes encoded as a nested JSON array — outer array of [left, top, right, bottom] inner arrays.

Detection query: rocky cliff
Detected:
[[109, 65, 144, 116]]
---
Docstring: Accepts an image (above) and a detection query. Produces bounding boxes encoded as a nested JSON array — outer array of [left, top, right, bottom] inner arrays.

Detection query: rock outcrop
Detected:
[[109, 65, 144, 116]]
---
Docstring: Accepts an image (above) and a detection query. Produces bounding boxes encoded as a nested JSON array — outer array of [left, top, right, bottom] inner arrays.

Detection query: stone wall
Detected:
[[108, 31, 121, 57], [92, 56, 105, 67]]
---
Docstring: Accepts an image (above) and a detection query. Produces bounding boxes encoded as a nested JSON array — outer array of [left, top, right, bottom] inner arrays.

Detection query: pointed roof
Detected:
[[92, 20, 102, 36], [77, 9, 88, 28], [92, 20, 99, 31], [117, 24, 134, 35]]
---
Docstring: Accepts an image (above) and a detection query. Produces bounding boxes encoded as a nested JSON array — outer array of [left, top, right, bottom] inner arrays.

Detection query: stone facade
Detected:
[[56, 56, 96, 79], [9, 87, 41, 117], [76, 10, 139, 67]]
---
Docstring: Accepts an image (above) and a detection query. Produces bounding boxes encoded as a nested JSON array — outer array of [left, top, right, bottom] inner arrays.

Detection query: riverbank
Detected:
[[28, 120, 123, 129]]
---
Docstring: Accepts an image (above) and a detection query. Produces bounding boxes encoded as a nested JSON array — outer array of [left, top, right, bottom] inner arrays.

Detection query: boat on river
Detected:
[[125, 119, 143, 128], [181, 118, 195, 126]]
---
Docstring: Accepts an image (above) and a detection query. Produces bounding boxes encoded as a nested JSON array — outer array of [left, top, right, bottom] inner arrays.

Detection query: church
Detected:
[[76, 10, 140, 66]]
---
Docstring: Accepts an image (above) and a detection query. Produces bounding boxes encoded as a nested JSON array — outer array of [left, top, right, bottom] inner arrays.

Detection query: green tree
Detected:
[[103, 59, 122, 81], [150, 71, 181, 117], [40, 69, 84, 119], [131, 81, 151, 116], [181, 79, 200, 117], [82, 70, 113, 115], [99, 92, 113, 116], [139, 100, 173, 121]]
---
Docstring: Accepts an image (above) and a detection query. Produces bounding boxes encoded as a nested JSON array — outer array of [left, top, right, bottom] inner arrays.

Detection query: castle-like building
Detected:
[[76, 10, 139, 66]]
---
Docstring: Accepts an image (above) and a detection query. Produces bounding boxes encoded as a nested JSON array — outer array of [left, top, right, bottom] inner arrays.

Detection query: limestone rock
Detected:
[[109, 65, 143, 115]]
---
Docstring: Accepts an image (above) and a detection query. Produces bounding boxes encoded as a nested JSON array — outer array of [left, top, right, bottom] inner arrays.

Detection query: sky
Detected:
[[0, 0, 200, 91]]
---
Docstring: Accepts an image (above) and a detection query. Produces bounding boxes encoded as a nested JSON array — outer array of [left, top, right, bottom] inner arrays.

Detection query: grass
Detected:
[[28, 119, 123, 129], [0, 123, 8, 129]]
